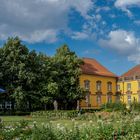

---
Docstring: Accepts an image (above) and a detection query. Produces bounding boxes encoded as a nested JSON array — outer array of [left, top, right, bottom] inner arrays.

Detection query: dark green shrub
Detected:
[[101, 102, 126, 111], [31, 110, 79, 119], [131, 102, 140, 111]]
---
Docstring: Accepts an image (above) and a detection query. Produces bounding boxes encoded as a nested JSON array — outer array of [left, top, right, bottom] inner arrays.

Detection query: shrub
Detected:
[[31, 110, 79, 119], [101, 102, 126, 111]]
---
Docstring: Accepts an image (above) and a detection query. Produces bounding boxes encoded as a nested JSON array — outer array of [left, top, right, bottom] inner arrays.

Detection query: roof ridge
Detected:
[[81, 58, 118, 77], [121, 64, 140, 77]]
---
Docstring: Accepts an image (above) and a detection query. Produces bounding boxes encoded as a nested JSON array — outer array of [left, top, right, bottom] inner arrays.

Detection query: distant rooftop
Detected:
[[121, 65, 140, 77], [81, 58, 117, 78]]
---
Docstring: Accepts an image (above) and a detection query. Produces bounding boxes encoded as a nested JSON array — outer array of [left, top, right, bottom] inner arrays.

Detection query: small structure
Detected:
[[0, 88, 12, 110]]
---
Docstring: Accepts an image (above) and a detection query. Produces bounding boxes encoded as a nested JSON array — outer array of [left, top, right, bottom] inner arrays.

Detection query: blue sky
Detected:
[[0, 0, 140, 75]]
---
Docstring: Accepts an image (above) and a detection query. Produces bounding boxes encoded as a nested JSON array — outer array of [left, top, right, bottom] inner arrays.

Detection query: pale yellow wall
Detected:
[[118, 80, 140, 104], [80, 74, 117, 108]]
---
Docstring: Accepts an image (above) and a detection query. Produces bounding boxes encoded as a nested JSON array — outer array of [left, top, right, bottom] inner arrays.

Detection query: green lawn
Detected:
[[1, 116, 91, 128]]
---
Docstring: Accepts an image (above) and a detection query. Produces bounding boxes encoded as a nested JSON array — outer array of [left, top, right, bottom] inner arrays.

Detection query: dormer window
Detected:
[[107, 82, 112, 92], [96, 81, 101, 91], [84, 80, 90, 90]]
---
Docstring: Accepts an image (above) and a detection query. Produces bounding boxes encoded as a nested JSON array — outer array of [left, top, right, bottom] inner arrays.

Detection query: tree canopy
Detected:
[[0, 38, 84, 111]]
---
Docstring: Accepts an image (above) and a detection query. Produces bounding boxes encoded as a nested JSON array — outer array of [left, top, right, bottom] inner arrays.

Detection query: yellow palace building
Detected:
[[79, 58, 119, 109], [117, 65, 140, 105]]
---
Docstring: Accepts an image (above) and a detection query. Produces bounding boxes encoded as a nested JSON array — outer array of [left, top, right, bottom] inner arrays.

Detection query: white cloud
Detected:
[[71, 31, 96, 41], [99, 29, 140, 63], [0, 0, 93, 43], [115, 0, 140, 17], [134, 20, 140, 26], [128, 54, 140, 64], [115, 0, 140, 8], [71, 32, 89, 40], [96, 6, 110, 13]]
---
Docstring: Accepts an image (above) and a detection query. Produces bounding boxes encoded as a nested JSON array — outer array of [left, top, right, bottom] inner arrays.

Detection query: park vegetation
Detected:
[[0, 37, 84, 111]]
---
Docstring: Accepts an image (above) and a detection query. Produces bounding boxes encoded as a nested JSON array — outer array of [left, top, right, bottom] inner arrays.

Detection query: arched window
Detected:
[[84, 80, 90, 90], [96, 81, 101, 91], [107, 82, 112, 92]]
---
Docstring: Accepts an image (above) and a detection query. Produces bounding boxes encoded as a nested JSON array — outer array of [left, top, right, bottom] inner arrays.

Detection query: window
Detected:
[[96, 81, 101, 91], [127, 95, 131, 104], [117, 85, 120, 91], [84, 80, 90, 90], [97, 95, 101, 105], [138, 82, 140, 90], [107, 82, 112, 91], [127, 83, 131, 91], [85, 92, 90, 107], [107, 95, 112, 103], [5, 101, 12, 109], [116, 95, 120, 102], [0, 104, 3, 109], [136, 76, 140, 80]]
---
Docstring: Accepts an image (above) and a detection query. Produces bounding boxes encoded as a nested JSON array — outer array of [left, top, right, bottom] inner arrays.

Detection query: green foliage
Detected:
[[1, 111, 140, 139], [50, 45, 84, 109], [101, 102, 126, 112], [31, 110, 79, 119], [0, 38, 84, 111], [130, 102, 140, 112]]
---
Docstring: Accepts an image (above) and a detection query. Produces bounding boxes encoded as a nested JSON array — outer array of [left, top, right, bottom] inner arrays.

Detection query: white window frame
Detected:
[[107, 82, 112, 92], [96, 81, 101, 91], [127, 83, 131, 91], [97, 95, 101, 105]]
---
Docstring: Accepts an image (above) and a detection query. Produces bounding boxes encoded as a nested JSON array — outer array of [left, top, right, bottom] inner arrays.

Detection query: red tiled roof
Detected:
[[81, 58, 117, 77], [121, 65, 140, 77]]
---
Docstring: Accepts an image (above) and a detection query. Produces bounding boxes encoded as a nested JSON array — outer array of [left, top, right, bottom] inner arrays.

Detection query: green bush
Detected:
[[131, 102, 140, 112], [0, 111, 30, 116], [101, 102, 126, 111], [31, 110, 79, 119]]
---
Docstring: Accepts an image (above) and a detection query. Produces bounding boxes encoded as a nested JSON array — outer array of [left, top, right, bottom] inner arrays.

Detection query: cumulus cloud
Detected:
[[134, 20, 140, 26], [99, 29, 140, 63], [115, 0, 140, 16], [115, 0, 140, 8], [0, 0, 93, 43]]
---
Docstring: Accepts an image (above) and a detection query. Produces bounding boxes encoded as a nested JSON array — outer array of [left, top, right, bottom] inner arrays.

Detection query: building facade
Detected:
[[80, 58, 119, 109], [117, 65, 140, 105]]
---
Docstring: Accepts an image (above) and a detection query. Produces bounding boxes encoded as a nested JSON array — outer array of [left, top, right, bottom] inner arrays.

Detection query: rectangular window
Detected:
[[107, 82, 112, 91], [97, 95, 101, 105], [127, 83, 131, 91], [117, 85, 120, 91], [138, 82, 140, 90], [85, 92, 91, 107], [84, 80, 90, 90], [0, 104, 3, 109], [107, 95, 112, 103], [127, 95, 131, 104], [96, 81, 101, 91], [116, 95, 120, 102], [5, 101, 12, 109]]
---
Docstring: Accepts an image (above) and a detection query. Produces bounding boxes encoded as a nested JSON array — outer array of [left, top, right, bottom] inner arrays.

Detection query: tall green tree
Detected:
[[49, 44, 84, 109], [0, 37, 50, 111], [0, 37, 29, 110]]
